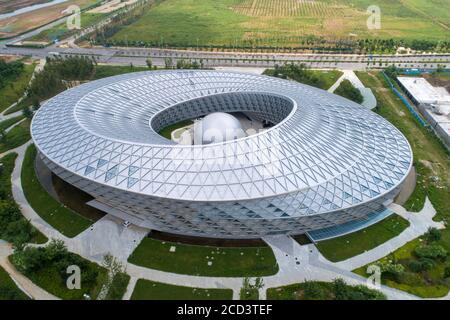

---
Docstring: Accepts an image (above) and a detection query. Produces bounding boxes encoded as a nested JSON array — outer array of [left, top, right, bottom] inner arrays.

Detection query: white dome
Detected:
[[194, 112, 244, 145]]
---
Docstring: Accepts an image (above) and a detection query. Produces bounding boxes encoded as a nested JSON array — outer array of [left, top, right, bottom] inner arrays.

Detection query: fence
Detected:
[[381, 72, 427, 126]]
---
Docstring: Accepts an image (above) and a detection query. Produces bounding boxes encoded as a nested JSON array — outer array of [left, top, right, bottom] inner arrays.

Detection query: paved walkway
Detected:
[[328, 70, 377, 109], [69, 215, 148, 263]]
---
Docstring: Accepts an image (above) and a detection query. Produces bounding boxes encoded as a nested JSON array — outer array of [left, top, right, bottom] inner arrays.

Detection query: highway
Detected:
[[1, 44, 449, 70]]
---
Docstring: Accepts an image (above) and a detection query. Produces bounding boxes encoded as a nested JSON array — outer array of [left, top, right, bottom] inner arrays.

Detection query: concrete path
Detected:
[[328, 70, 377, 109], [69, 215, 148, 263], [122, 276, 138, 300], [261, 235, 418, 300]]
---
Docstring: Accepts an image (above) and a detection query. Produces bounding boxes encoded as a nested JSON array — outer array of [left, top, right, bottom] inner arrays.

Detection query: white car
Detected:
[[122, 220, 131, 228]]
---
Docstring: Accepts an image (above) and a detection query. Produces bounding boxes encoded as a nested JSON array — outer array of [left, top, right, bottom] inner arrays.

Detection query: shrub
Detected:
[[444, 267, 450, 279], [424, 228, 441, 243], [377, 260, 405, 275], [414, 244, 447, 260], [409, 258, 435, 272], [332, 279, 385, 300], [301, 281, 329, 300], [334, 80, 364, 104]]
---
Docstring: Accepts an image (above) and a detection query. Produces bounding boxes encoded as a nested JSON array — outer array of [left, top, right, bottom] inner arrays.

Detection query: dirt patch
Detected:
[[423, 74, 450, 93], [0, 0, 51, 15]]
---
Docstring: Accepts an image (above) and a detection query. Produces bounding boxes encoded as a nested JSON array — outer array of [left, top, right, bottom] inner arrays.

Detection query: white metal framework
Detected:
[[31, 70, 413, 238]]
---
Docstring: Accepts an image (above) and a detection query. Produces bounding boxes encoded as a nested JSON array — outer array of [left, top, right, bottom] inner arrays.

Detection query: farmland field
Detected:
[[0, 0, 100, 39], [106, 0, 449, 48]]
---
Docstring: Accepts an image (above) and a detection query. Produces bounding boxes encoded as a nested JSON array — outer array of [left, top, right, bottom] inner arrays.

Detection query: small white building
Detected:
[[397, 76, 450, 147]]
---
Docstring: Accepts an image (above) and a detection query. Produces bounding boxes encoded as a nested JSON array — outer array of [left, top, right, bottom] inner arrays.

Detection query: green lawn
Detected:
[[264, 67, 342, 91], [0, 119, 31, 154], [0, 63, 35, 113], [267, 280, 386, 300], [352, 71, 450, 298], [0, 152, 47, 245], [0, 116, 25, 132], [0, 153, 17, 200], [309, 70, 343, 90], [131, 279, 233, 300], [107, 0, 449, 48], [316, 214, 410, 262], [128, 237, 278, 277], [21, 144, 92, 238], [91, 64, 150, 80], [355, 71, 449, 221], [0, 265, 29, 300], [158, 120, 193, 140]]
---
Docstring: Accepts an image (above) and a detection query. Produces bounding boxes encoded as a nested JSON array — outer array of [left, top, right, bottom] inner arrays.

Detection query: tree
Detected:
[[146, 58, 152, 69], [414, 244, 447, 260], [424, 227, 441, 243], [22, 106, 33, 119], [0, 128, 7, 143], [240, 277, 264, 300], [32, 99, 41, 111]]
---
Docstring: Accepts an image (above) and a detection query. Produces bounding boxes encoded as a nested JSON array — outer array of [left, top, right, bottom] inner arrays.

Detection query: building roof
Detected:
[[31, 70, 412, 212], [397, 77, 450, 105]]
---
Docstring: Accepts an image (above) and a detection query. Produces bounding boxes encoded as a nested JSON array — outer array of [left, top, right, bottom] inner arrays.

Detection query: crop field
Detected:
[[0, 0, 99, 39], [107, 0, 449, 48]]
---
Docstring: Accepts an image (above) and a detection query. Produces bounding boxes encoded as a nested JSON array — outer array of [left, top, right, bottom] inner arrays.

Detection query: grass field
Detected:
[[0, 265, 29, 300], [352, 71, 450, 298], [21, 144, 92, 238], [107, 0, 449, 48], [0, 63, 35, 113], [28, 12, 105, 43], [131, 279, 233, 300], [0, 0, 100, 38], [316, 214, 410, 262], [91, 64, 149, 79], [128, 237, 278, 277], [0, 116, 25, 132], [355, 71, 449, 221], [0, 119, 31, 154]]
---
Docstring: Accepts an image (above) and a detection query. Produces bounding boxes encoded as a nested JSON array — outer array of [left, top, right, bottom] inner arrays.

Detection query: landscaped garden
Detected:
[[0, 152, 47, 247], [263, 64, 342, 90], [0, 119, 31, 154], [10, 240, 107, 300], [131, 279, 233, 300], [21, 144, 92, 238], [334, 79, 364, 103], [0, 265, 29, 300], [352, 70, 450, 298], [316, 214, 410, 262], [128, 237, 278, 277], [354, 228, 450, 298], [267, 279, 386, 300], [0, 60, 35, 113]]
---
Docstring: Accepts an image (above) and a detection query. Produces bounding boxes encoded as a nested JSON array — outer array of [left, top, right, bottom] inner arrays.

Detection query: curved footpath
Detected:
[[4, 140, 447, 300]]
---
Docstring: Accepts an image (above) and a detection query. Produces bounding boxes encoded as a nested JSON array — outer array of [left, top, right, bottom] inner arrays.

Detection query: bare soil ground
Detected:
[[0, 0, 51, 14], [0, 0, 96, 38]]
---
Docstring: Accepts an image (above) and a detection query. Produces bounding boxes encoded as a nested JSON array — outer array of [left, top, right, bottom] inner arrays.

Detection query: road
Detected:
[[1, 43, 449, 70]]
